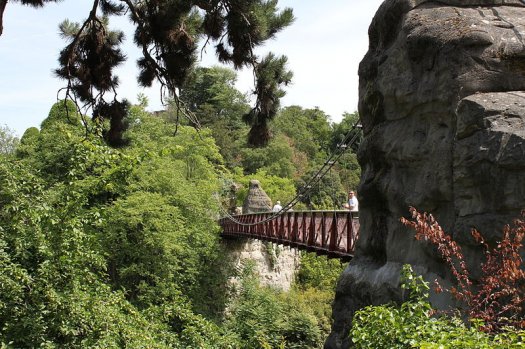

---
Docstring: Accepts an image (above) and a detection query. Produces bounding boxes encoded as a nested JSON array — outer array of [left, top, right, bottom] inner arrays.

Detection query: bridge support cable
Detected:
[[219, 120, 363, 227]]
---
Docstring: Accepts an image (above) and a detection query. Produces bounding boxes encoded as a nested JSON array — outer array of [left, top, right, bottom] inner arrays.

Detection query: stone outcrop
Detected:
[[242, 180, 273, 214], [227, 239, 300, 291], [326, 1, 525, 348], [229, 179, 300, 291]]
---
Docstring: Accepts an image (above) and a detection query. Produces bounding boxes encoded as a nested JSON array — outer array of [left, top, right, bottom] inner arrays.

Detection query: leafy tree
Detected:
[[225, 264, 323, 349], [40, 99, 82, 128], [240, 134, 298, 178], [2, 0, 294, 146], [296, 253, 347, 292], [16, 100, 88, 183], [0, 100, 242, 347], [330, 111, 362, 153], [178, 66, 251, 167], [333, 151, 360, 194], [329, 111, 362, 193], [272, 106, 333, 162], [0, 124, 19, 155], [0, 149, 177, 348], [15, 126, 39, 158], [180, 66, 249, 127], [296, 168, 346, 210], [292, 253, 348, 340]]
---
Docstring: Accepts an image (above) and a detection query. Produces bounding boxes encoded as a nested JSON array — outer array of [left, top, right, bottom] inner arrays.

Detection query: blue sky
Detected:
[[0, 0, 384, 136]]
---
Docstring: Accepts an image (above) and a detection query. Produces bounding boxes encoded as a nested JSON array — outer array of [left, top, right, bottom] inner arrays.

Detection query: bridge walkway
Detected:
[[219, 210, 359, 261]]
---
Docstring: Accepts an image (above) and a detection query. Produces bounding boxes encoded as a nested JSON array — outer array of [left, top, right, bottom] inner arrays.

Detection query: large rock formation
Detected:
[[228, 179, 300, 291], [242, 179, 273, 214], [326, 1, 525, 348]]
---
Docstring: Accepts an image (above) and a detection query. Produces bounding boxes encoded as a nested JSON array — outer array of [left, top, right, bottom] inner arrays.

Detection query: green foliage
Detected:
[[16, 100, 91, 183], [272, 106, 332, 162], [330, 112, 361, 192], [181, 66, 249, 126], [0, 124, 19, 156], [334, 152, 360, 194], [0, 102, 237, 347], [40, 99, 82, 129], [330, 111, 361, 153], [297, 168, 346, 210], [15, 126, 39, 158], [1, 96, 366, 347], [178, 66, 250, 168], [292, 253, 347, 340], [296, 252, 347, 291], [225, 265, 323, 349], [291, 286, 335, 341], [351, 265, 525, 349], [240, 134, 297, 178], [105, 111, 234, 315], [233, 168, 296, 207], [0, 155, 177, 348], [190, 243, 237, 323], [102, 192, 189, 302]]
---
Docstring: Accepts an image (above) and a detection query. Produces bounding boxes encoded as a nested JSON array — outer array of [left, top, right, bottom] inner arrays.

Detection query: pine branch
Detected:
[[0, 0, 7, 36]]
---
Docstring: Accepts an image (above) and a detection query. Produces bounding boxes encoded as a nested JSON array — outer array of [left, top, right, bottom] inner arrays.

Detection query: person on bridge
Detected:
[[346, 191, 359, 212], [272, 201, 283, 212]]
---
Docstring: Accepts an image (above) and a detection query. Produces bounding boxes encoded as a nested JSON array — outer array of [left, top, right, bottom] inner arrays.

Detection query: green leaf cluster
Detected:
[[175, 65, 362, 210], [1, 99, 344, 348], [351, 265, 525, 349], [224, 264, 323, 349], [232, 168, 296, 207], [0, 124, 19, 156], [178, 66, 251, 168], [296, 253, 347, 292], [0, 102, 236, 347]]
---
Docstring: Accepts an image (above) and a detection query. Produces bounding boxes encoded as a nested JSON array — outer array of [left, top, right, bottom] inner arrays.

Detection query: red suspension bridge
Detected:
[[219, 210, 359, 261], [218, 121, 363, 260]]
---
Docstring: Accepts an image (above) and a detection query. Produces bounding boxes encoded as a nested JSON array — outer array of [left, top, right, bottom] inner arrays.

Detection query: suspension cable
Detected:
[[219, 119, 362, 226]]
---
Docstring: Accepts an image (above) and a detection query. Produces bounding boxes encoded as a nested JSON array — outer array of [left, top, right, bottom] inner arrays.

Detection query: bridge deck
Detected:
[[219, 210, 359, 261]]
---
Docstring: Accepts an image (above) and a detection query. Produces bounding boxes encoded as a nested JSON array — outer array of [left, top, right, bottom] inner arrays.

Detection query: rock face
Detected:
[[230, 179, 300, 291], [326, 1, 525, 348], [228, 239, 300, 291], [242, 180, 273, 214]]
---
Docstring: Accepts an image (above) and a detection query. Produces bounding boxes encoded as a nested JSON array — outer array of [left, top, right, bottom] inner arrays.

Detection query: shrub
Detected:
[[351, 265, 525, 349], [401, 208, 525, 332], [225, 265, 323, 349]]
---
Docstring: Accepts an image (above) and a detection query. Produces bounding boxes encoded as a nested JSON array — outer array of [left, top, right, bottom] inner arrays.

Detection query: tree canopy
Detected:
[[0, 3, 365, 347], [0, 0, 294, 146], [0, 124, 19, 155], [0, 98, 359, 347]]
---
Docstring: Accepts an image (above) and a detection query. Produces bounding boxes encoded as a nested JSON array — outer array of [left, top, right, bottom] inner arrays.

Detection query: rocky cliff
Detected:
[[229, 180, 300, 291], [326, 1, 525, 348]]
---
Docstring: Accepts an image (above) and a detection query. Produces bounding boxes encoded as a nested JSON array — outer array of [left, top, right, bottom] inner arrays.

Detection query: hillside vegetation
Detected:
[[0, 67, 359, 348]]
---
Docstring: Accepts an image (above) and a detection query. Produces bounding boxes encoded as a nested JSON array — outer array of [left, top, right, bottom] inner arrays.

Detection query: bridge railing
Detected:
[[219, 210, 359, 259]]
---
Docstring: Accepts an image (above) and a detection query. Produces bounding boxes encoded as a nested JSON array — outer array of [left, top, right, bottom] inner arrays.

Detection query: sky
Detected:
[[0, 0, 385, 136]]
